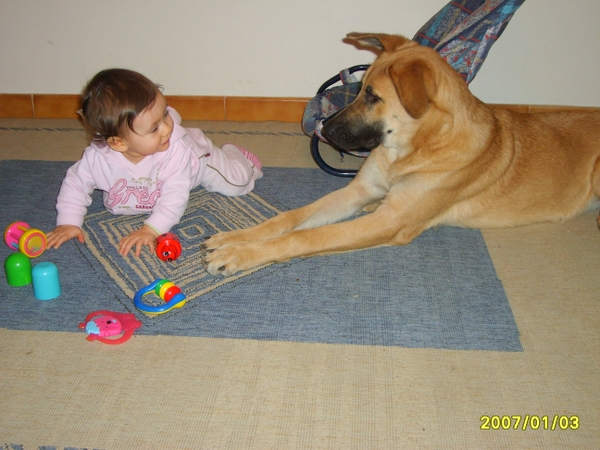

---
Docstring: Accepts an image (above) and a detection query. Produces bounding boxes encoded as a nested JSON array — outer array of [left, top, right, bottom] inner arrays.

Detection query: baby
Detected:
[[47, 68, 263, 256]]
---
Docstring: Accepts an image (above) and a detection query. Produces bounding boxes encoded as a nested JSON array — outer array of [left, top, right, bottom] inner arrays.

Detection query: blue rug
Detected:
[[0, 160, 521, 351]]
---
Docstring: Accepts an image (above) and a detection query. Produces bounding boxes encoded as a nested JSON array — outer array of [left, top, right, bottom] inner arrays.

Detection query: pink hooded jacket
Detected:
[[56, 107, 262, 234]]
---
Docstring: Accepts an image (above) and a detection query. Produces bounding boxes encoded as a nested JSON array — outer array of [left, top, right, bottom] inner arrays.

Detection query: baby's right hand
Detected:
[[46, 225, 85, 249]]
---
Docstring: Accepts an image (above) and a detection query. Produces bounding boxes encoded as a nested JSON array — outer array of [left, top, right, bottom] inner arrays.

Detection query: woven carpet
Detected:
[[0, 160, 521, 351]]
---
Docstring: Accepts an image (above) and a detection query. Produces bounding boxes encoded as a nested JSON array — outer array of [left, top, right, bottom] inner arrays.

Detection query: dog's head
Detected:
[[321, 33, 472, 155]]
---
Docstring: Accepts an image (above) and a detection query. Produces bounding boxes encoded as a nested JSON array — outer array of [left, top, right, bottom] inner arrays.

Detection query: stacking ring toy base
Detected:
[[134, 279, 187, 316]]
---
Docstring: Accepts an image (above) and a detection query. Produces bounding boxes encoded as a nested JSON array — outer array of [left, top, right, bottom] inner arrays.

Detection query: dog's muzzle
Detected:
[[320, 108, 383, 151]]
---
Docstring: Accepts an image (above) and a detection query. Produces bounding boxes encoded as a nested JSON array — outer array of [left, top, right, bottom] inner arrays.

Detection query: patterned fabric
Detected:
[[414, 0, 526, 83], [302, 0, 525, 138]]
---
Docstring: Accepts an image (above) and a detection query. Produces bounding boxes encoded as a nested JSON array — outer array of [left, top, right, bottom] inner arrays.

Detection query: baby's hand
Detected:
[[119, 225, 160, 257], [47, 225, 85, 249]]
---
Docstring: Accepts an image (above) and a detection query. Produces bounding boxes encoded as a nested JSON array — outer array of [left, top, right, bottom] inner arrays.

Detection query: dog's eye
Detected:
[[364, 86, 380, 105]]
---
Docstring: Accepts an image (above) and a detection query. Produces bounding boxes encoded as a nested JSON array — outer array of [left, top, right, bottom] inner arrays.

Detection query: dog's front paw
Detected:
[[202, 241, 263, 277], [201, 227, 261, 252]]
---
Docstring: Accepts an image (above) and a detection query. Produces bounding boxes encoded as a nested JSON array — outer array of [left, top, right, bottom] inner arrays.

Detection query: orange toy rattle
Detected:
[[4, 221, 47, 258]]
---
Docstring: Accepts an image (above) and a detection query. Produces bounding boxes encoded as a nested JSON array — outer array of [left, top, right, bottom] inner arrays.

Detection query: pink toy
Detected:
[[79, 310, 142, 345], [4, 221, 47, 258]]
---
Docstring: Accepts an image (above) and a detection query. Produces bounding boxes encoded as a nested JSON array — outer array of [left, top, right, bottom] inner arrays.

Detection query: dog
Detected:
[[202, 32, 600, 277]]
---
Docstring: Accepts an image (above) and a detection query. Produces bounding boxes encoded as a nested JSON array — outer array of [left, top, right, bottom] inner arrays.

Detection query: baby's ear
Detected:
[[106, 136, 128, 152]]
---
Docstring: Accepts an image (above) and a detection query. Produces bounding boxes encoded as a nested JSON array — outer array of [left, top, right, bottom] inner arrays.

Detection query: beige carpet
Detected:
[[0, 118, 598, 449]]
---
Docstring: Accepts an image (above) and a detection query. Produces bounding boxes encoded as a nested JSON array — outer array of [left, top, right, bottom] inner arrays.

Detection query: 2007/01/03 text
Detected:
[[480, 415, 579, 431]]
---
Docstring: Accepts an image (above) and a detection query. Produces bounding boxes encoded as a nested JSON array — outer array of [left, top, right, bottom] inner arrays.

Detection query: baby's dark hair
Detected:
[[81, 68, 162, 139]]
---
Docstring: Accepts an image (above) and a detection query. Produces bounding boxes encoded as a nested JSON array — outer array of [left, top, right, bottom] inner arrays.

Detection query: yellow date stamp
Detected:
[[480, 415, 580, 431]]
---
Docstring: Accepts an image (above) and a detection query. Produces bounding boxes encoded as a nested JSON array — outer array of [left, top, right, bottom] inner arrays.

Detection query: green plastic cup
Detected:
[[5, 253, 32, 286]]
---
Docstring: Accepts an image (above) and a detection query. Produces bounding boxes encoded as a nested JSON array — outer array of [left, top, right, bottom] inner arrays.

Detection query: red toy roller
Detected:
[[155, 232, 181, 262]]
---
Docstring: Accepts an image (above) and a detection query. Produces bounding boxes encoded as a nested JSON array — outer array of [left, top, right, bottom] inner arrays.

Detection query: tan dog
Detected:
[[202, 32, 600, 276]]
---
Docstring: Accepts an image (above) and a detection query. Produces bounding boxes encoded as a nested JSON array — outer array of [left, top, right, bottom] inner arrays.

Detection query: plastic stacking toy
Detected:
[[155, 232, 181, 262], [4, 221, 47, 258], [4, 252, 32, 286], [79, 310, 142, 345], [134, 279, 187, 316], [32, 261, 60, 300]]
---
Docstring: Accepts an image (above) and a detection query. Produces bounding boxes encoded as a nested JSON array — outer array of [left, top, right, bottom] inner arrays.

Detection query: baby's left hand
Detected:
[[119, 225, 160, 257]]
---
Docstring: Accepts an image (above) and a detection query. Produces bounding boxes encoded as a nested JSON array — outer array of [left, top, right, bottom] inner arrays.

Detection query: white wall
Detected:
[[1, 0, 599, 106]]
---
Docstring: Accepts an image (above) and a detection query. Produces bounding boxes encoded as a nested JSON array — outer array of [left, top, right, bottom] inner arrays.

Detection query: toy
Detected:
[[155, 232, 181, 262], [134, 278, 187, 315], [4, 221, 47, 258], [31, 261, 60, 300], [79, 310, 142, 345], [4, 252, 32, 286]]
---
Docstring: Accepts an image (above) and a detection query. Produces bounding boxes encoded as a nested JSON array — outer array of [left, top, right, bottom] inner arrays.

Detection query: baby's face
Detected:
[[119, 93, 174, 163]]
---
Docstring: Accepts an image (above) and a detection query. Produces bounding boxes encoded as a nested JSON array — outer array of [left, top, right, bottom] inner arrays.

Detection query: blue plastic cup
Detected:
[[32, 262, 60, 300]]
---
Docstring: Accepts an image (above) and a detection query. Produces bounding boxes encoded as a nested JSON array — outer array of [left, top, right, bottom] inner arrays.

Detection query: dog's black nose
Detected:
[[322, 116, 381, 151], [320, 121, 343, 144]]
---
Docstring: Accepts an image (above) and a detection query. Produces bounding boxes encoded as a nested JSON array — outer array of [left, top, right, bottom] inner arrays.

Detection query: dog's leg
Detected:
[[203, 198, 430, 276], [593, 158, 600, 230], [202, 177, 385, 251], [202, 155, 390, 251]]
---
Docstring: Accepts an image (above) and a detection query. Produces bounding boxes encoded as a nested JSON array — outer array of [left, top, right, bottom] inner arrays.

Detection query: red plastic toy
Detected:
[[80, 310, 142, 345], [155, 232, 181, 262]]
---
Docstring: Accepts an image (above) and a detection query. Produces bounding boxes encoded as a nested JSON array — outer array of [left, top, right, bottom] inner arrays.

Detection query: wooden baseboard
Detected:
[[0, 94, 311, 122], [0, 93, 598, 122]]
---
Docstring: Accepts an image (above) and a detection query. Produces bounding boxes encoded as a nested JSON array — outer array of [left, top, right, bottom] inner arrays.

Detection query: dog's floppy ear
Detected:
[[344, 32, 412, 55], [388, 60, 436, 119]]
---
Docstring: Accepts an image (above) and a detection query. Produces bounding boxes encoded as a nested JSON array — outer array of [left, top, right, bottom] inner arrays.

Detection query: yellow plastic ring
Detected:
[[158, 281, 175, 300], [20, 228, 47, 258]]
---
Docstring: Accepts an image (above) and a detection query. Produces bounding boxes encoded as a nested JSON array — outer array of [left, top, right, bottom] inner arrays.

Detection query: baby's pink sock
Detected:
[[229, 144, 262, 170]]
